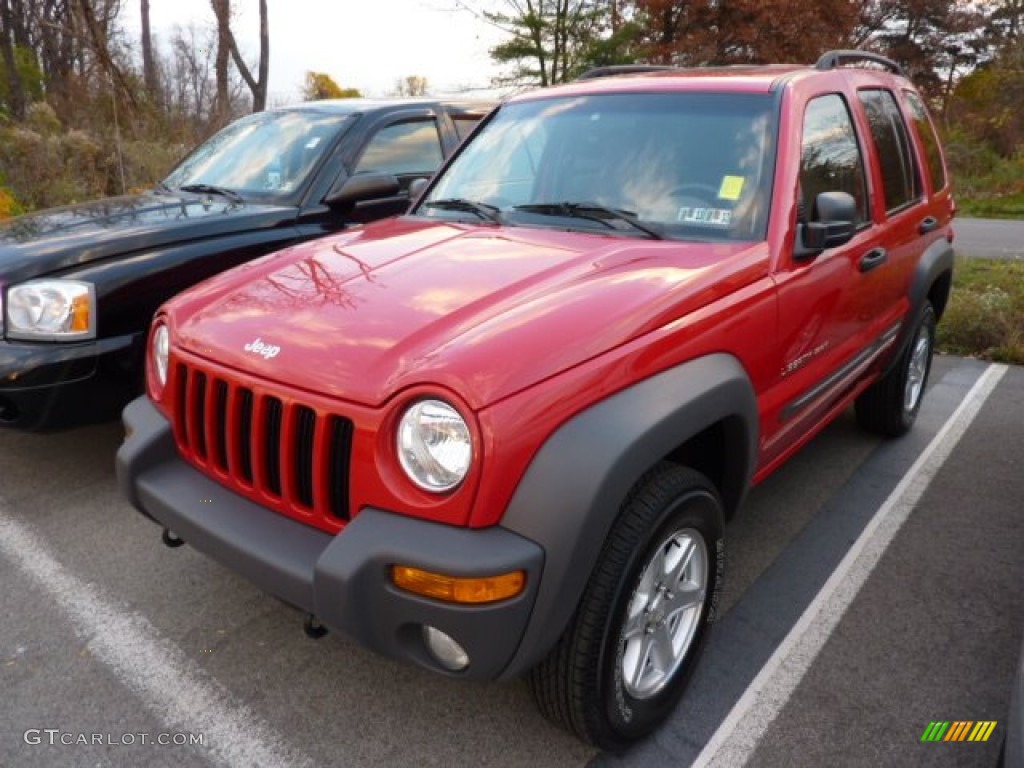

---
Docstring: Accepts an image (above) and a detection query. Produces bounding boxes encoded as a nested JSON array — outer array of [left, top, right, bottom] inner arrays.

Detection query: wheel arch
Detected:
[[878, 236, 953, 379], [498, 353, 758, 678], [911, 236, 954, 322]]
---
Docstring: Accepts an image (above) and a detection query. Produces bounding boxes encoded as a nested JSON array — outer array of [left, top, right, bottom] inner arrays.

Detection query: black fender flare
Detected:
[[497, 353, 758, 678], [886, 236, 953, 372], [910, 236, 954, 320]]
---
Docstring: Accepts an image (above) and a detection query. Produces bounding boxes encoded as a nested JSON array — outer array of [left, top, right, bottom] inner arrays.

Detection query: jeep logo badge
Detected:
[[244, 338, 281, 360]]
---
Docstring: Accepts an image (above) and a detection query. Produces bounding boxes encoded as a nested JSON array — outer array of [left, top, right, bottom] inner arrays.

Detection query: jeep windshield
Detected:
[[418, 92, 777, 241], [162, 109, 353, 203]]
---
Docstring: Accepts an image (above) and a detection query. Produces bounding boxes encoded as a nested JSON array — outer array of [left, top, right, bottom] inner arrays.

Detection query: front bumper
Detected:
[[0, 332, 141, 430], [116, 396, 545, 681]]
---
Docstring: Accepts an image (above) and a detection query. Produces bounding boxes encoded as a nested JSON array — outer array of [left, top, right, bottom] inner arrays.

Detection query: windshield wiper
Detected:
[[514, 202, 664, 240], [422, 198, 502, 223], [178, 183, 244, 204]]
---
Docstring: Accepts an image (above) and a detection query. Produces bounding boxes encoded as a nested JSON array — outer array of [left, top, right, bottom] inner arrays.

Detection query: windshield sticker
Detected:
[[677, 207, 733, 226], [718, 176, 745, 201]]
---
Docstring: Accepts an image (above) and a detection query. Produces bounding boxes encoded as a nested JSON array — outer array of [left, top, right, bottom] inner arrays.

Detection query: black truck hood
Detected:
[[0, 191, 297, 282]]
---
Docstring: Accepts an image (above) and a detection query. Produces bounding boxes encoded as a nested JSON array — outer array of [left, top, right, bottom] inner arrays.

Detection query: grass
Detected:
[[937, 257, 1024, 365], [956, 191, 1024, 219]]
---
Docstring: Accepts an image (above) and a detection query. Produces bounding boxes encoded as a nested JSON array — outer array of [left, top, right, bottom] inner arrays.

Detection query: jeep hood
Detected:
[[169, 218, 767, 409], [0, 191, 295, 282]]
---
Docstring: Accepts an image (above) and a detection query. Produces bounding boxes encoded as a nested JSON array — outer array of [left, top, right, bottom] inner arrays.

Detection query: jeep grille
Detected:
[[172, 360, 353, 525]]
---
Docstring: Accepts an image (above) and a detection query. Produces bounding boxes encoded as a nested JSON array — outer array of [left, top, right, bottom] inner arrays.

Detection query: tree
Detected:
[[629, 0, 859, 66], [948, 44, 1024, 155], [76, 0, 138, 110], [140, 0, 159, 100], [988, 0, 1024, 47], [210, 0, 269, 114], [0, 0, 27, 117], [393, 75, 428, 97], [862, 0, 982, 99], [474, 0, 611, 86], [165, 24, 221, 128], [302, 71, 360, 101], [212, 0, 231, 121]]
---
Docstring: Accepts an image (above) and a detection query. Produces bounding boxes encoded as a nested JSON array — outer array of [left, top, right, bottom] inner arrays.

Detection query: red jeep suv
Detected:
[[118, 50, 954, 750]]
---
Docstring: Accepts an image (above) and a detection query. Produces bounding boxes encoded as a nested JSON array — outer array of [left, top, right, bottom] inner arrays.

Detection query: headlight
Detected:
[[152, 324, 170, 389], [5, 280, 96, 340], [397, 399, 473, 492]]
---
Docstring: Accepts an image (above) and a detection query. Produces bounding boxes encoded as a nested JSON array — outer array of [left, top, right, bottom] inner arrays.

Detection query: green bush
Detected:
[[0, 102, 183, 211], [945, 128, 1024, 218], [937, 259, 1024, 364]]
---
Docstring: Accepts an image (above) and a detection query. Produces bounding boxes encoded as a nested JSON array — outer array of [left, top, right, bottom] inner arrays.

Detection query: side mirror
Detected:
[[408, 177, 429, 200], [324, 172, 401, 210], [795, 191, 857, 260]]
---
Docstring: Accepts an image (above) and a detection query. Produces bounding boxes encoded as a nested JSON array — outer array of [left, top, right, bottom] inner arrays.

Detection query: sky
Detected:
[[133, 0, 506, 103]]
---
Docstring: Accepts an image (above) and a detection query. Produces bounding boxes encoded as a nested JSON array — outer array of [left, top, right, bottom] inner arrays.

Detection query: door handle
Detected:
[[859, 247, 888, 273], [918, 216, 939, 235]]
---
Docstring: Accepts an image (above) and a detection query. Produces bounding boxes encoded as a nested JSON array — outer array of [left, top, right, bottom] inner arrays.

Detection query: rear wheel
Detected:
[[856, 301, 936, 437], [528, 464, 724, 751]]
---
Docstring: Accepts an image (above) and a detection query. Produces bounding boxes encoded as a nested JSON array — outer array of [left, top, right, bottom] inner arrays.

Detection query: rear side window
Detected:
[[354, 119, 444, 176], [903, 90, 947, 192], [800, 94, 868, 224], [858, 89, 921, 213]]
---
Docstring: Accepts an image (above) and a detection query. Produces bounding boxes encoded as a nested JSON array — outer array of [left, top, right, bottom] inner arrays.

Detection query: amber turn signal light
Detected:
[[70, 294, 91, 333], [391, 565, 525, 604]]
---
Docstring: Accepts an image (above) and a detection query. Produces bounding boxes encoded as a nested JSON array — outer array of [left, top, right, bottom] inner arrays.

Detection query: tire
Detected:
[[856, 301, 936, 437], [528, 464, 725, 751]]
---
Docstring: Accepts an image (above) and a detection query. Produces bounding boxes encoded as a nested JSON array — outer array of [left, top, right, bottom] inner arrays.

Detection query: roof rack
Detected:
[[814, 50, 905, 77], [577, 64, 676, 80]]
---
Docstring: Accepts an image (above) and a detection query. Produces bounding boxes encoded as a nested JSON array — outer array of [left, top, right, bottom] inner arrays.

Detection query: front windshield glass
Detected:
[[163, 110, 352, 201], [420, 92, 777, 241]]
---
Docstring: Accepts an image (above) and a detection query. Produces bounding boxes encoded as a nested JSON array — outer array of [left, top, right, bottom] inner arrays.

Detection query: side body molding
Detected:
[[498, 353, 758, 678]]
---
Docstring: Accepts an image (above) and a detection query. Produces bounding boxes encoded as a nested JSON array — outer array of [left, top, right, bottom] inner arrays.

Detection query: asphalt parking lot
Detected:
[[1, 355, 1021, 768]]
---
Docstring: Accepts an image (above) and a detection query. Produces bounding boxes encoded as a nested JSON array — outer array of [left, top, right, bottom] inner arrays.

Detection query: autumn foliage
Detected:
[[0, 187, 18, 219], [635, 0, 858, 66], [302, 72, 362, 101], [1, 0, 1023, 213]]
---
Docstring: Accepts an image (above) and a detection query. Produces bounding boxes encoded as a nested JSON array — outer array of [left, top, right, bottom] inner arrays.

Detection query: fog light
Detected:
[[423, 625, 470, 672]]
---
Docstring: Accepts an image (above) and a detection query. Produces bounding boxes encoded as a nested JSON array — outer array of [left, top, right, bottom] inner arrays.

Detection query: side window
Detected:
[[354, 119, 444, 176], [858, 89, 922, 213], [800, 94, 868, 224], [904, 90, 947, 192]]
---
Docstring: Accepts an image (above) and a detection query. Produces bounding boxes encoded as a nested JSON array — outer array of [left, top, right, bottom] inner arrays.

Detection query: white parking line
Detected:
[[693, 362, 1009, 768], [0, 509, 312, 768]]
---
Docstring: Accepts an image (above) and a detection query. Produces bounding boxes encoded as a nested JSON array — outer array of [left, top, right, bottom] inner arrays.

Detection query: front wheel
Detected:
[[528, 464, 724, 751], [856, 301, 936, 437]]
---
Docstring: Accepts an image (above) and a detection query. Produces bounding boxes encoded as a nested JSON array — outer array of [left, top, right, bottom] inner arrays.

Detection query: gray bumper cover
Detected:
[[115, 396, 545, 680]]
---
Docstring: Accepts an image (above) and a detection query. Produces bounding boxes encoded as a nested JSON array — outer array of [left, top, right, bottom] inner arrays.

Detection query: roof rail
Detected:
[[577, 64, 676, 80], [814, 50, 905, 77]]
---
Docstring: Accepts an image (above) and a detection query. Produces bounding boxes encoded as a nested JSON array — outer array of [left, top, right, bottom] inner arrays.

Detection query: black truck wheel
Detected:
[[856, 301, 936, 437], [528, 464, 724, 751]]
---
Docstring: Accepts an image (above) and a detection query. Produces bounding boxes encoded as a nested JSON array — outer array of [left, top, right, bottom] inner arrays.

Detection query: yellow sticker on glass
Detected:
[[718, 176, 745, 201]]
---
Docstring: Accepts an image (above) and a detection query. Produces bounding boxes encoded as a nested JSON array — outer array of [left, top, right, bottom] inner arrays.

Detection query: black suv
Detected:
[[0, 98, 491, 430]]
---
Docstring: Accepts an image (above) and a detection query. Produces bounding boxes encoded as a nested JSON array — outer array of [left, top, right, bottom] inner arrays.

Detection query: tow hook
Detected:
[[161, 529, 185, 548], [304, 614, 328, 639]]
